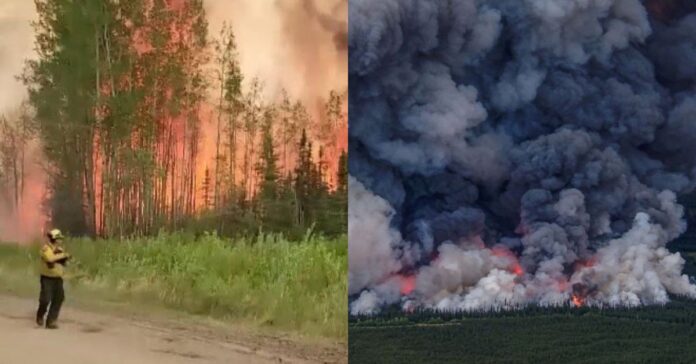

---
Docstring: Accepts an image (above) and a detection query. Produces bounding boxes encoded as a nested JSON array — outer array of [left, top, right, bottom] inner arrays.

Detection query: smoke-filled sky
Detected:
[[205, 0, 347, 109], [0, 0, 347, 117], [0, 0, 40, 243], [349, 0, 696, 314], [0, 0, 346, 242], [0, 0, 35, 113]]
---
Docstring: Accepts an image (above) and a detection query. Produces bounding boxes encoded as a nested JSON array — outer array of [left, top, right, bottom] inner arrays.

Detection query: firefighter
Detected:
[[36, 229, 71, 329]]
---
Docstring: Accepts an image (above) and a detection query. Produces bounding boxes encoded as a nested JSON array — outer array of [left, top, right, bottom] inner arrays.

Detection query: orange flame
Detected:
[[556, 279, 569, 292], [400, 275, 416, 296], [573, 256, 598, 271], [571, 294, 584, 307], [491, 246, 525, 277]]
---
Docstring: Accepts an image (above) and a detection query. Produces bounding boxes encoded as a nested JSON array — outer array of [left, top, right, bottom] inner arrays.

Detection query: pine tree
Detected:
[[202, 167, 212, 210], [335, 149, 348, 233], [294, 129, 312, 226], [257, 107, 279, 202], [17, 1, 345, 240], [214, 22, 243, 209], [337, 149, 348, 194]]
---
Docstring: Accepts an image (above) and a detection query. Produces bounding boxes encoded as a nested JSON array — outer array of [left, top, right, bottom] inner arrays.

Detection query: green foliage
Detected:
[[349, 298, 696, 363], [0, 233, 347, 339], [256, 107, 279, 202], [337, 150, 348, 194], [192, 125, 346, 240], [17, 1, 348, 240]]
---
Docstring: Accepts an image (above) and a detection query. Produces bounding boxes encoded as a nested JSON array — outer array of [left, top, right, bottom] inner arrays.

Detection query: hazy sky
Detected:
[[0, 0, 36, 114], [0, 0, 346, 242], [0, 0, 347, 115], [205, 0, 347, 108]]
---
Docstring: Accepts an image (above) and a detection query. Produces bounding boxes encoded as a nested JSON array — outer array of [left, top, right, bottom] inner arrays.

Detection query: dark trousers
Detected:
[[37, 276, 64, 324]]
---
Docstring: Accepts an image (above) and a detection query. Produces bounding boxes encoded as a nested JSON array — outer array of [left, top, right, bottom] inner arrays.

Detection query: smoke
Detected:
[[349, 0, 696, 314], [203, 0, 347, 112], [0, 1, 35, 112], [0, 137, 46, 243], [1, 1, 347, 242], [349, 176, 403, 294], [0, 1, 45, 243], [200, 0, 347, 186]]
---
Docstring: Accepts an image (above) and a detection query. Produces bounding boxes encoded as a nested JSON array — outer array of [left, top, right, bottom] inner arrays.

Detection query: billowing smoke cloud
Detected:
[[204, 0, 347, 112], [201, 0, 348, 184], [0, 1, 35, 112], [349, 0, 696, 314], [0, 1, 45, 243]]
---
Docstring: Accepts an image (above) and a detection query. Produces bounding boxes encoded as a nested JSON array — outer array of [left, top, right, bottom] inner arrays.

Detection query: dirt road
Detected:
[[0, 295, 344, 364]]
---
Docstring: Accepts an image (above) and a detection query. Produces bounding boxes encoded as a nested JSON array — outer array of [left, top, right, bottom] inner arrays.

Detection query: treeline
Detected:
[[193, 125, 348, 239], [349, 296, 696, 326], [349, 297, 696, 364], [0, 102, 34, 213], [12, 0, 346, 239]]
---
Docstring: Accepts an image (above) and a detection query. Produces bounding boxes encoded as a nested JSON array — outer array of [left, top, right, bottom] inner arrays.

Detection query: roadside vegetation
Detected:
[[0, 232, 347, 340]]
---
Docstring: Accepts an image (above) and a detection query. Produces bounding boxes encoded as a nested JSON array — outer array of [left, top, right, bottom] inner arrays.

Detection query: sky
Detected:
[[205, 0, 347, 109], [0, 0, 347, 116], [0, 0, 35, 114]]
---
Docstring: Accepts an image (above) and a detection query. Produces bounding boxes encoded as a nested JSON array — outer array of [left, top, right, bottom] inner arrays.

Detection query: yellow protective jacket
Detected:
[[39, 243, 69, 278]]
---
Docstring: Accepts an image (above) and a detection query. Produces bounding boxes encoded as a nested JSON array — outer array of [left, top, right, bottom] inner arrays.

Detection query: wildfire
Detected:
[[556, 279, 568, 292], [571, 294, 584, 307], [571, 283, 591, 307], [491, 246, 525, 277], [400, 275, 416, 296], [573, 256, 597, 271]]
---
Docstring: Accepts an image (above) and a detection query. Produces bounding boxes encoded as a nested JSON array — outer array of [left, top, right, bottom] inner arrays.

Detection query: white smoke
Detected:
[[348, 176, 402, 295], [203, 0, 347, 111], [0, 1, 45, 243], [573, 211, 696, 307], [349, 0, 696, 314], [396, 210, 696, 313], [350, 278, 401, 316], [0, 1, 35, 112]]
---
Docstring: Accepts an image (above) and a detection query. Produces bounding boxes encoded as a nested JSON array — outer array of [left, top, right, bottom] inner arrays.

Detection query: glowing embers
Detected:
[[490, 246, 524, 277], [573, 256, 598, 271], [568, 257, 599, 307], [571, 293, 584, 307], [400, 275, 416, 296], [571, 282, 595, 308]]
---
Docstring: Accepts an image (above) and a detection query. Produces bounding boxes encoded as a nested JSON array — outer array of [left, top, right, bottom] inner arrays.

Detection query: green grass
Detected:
[[0, 232, 347, 340], [349, 300, 696, 363]]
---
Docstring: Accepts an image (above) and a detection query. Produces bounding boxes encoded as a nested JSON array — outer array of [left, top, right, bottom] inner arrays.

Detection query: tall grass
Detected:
[[0, 232, 347, 339]]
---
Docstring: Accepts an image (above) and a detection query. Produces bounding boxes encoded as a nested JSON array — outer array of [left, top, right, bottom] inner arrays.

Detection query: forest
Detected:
[[0, 0, 347, 240], [349, 195, 696, 363], [349, 297, 696, 363]]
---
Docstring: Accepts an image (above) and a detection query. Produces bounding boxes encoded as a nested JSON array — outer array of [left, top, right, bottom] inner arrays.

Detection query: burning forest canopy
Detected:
[[0, 0, 347, 242], [349, 0, 696, 314]]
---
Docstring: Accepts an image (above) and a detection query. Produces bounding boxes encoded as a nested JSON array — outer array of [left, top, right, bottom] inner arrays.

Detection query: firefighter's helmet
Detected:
[[47, 229, 64, 241]]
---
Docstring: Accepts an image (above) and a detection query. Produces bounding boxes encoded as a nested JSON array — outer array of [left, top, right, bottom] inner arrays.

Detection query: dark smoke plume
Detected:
[[349, 0, 696, 314], [302, 0, 348, 51]]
